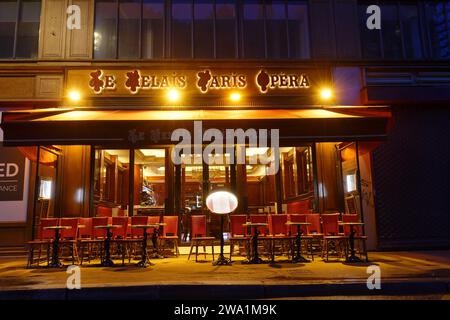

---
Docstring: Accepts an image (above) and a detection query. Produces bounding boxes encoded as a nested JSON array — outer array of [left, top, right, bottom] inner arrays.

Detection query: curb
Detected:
[[0, 280, 448, 300]]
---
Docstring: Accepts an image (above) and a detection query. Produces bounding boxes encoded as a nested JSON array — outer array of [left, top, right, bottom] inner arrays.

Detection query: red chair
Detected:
[[59, 218, 80, 264], [249, 214, 269, 236], [342, 214, 368, 261], [112, 217, 128, 239], [305, 214, 322, 236], [27, 218, 59, 267], [130, 216, 149, 238], [287, 199, 311, 214], [92, 217, 111, 239], [148, 215, 161, 235], [117, 209, 127, 217], [97, 206, 113, 217], [229, 215, 250, 261], [78, 218, 93, 239], [188, 215, 215, 262], [322, 213, 347, 261], [160, 216, 180, 256], [268, 214, 293, 261]]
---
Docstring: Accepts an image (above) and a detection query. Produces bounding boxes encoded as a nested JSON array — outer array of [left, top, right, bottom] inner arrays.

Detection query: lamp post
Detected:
[[206, 190, 238, 266]]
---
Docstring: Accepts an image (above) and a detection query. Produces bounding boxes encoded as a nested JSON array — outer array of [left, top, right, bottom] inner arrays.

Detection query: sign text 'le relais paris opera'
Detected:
[[66, 67, 330, 98]]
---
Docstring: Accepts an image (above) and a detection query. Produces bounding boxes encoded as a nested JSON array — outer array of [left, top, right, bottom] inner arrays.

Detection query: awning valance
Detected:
[[1, 107, 391, 146]]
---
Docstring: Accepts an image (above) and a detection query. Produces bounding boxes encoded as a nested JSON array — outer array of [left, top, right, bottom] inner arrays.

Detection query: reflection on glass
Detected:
[[94, 0, 117, 59], [16, 0, 40, 58], [118, 0, 140, 59], [0, 0, 17, 58], [172, 0, 192, 58]]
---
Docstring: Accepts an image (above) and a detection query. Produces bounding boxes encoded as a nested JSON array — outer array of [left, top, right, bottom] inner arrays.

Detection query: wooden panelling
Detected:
[[65, 0, 94, 59], [0, 77, 35, 99], [39, 0, 68, 59], [35, 75, 63, 99], [315, 142, 344, 213], [247, 181, 263, 206], [0, 225, 28, 246], [59, 145, 91, 217]]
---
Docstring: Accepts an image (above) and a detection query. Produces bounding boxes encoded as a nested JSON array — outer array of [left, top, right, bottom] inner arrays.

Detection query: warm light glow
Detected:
[[206, 191, 238, 214], [320, 88, 333, 100], [167, 89, 180, 102], [229, 92, 241, 102], [68, 90, 81, 102]]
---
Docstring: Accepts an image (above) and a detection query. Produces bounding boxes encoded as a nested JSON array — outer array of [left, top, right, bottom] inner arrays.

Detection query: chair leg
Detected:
[[203, 245, 207, 259], [27, 245, 34, 268], [211, 242, 215, 261], [188, 242, 194, 260], [229, 240, 233, 261], [195, 243, 199, 262]]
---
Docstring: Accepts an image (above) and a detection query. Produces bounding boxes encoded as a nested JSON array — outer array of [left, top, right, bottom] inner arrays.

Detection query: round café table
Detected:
[[242, 222, 268, 264], [131, 224, 161, 267], [94, 225, 121, 267], [286, 221, 311, 263], [43, 225, 72, 268], [339, 222, 365, 263]]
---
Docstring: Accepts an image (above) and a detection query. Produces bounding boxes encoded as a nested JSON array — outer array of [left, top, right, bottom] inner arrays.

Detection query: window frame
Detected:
[[0, 0, 41, 60]]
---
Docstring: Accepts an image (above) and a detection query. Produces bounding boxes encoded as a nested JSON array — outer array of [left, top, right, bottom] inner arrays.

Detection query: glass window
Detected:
[[381, 4, 403, 59], [194, 0, 214, 58], [215, 0, 236, 58], [172, 0, 192, 58], [118, 0, 141, 59], [15, 0, 40, 58], [94, 0, 117, 59], [0, 0, 40, 59], [266, 1, 288, 59], [142, 0, 164, 58], [400, 4, 423, 59], [243, 0, 265, 58], [0, 0, 17, 59], [425, 1, 450, 59], [287, 1, 309, 59]]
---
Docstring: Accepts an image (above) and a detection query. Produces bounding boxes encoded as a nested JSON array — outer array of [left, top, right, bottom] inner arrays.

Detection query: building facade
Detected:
[[0, 0, 449, 252]]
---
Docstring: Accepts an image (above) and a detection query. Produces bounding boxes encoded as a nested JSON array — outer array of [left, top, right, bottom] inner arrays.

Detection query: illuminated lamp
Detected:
[[167, 89, 180, 102], [68, 90, 81, 102], [320, 87, 333, 101], [206, 190, 238, 266]]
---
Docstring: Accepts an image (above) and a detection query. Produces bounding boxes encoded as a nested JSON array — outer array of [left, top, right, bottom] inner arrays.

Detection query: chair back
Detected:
[[92, 217, 111, 239], [322, 213, 341, 236], [148, 215, 161, 233], [130, 216, 150, 238], [163, 216, 178, 236], [230, 215, 248, 237], [249, 214, 269, 236], [97, 206, 113, 217], [269, 214, 288, 235], [288, 214, 308, 235], [191, 215, 207, 237], [78, 218, 92, 239], [39, 218, 59, 240], [117, 209, 127, 217], [342, 214, 363, 236], [112, 217, 128, 238], [287, 199, 310, 214], [306, 213, 322, 235], [60, 218, 79, 239]]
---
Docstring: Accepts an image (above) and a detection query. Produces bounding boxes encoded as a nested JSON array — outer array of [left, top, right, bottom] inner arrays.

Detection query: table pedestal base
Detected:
[[100, 259, 115, 267], [136, 259, 154, 268], [213, 254, 232, 266], [242, 257, 265, 264], [292, 255, 310, 263], [346, 255, 363, 263]]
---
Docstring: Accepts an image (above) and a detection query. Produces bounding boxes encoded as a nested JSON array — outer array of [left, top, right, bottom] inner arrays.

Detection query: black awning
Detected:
[[1, 107, 391, 146]]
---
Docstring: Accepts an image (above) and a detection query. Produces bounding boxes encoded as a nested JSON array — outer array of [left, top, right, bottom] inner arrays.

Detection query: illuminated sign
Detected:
[[0, 147, 25, 201], [67, 66, 330, 103]]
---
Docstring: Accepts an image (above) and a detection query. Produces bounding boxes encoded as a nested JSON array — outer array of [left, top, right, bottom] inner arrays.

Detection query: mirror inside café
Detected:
[[93, 148, 167, 217]]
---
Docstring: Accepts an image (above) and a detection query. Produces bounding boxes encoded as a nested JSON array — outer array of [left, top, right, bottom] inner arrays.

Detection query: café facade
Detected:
[[0, 0, 449, 255]]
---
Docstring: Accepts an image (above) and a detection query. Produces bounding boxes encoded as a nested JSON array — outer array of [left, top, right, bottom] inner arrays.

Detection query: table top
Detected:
[[339, 222, 365, 226], [243, 222, 268, 227], [286, 222, 311, 226], [94, 225, 122, 229], [43, 226, 72, 230], [131, 224, 161, 228]]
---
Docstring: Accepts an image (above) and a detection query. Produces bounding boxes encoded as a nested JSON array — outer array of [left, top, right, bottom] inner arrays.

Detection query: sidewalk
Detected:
[[0, 250, 448, 299]]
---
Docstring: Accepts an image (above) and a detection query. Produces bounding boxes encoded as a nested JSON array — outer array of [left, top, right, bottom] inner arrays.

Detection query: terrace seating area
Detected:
[[26, 209, 368, 268]]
